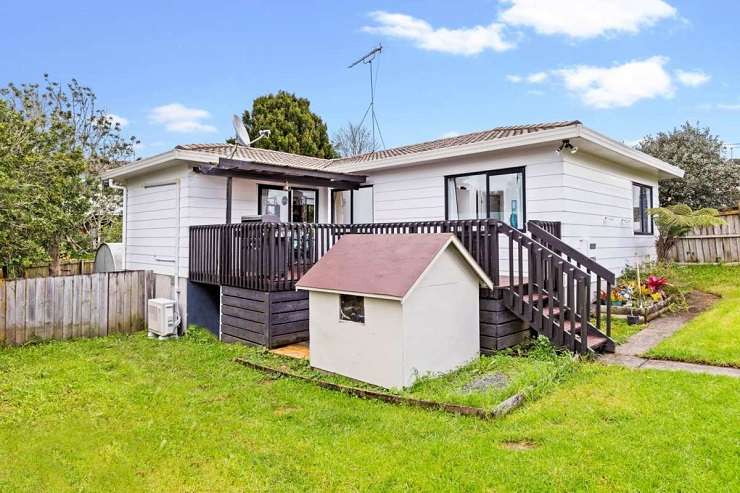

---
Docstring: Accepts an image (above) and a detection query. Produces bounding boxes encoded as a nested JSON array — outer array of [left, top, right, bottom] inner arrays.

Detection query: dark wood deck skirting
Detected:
[[220, 286, 309, 348], [480, 288, 531, 353], [218, 285, 527, 352]]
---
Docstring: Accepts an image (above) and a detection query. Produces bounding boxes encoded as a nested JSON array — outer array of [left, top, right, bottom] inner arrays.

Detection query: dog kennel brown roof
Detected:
[[295, 234, 492, 300]]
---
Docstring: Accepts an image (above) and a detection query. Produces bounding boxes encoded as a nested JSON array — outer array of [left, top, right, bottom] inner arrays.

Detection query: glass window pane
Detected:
[[488, 171, 524, 228], [332, 190, 352, 224], [261, 188, 289, 222], [447, 174, 487, 220], [339, 294, 364, 323], [353, 187, 373, 224], [292, 189, 317, 223], [633, 184, 651, 233], [633, 185, 642, 232]]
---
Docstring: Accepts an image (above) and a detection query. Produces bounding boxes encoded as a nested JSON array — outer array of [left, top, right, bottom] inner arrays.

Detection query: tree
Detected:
[[638, 122, 740, 210], [333, 122, 373, 157], [649, 204, 725, 261], [236, 91, 337, 159], [1, 75, 138, 253], [0, 100, 90, 276]]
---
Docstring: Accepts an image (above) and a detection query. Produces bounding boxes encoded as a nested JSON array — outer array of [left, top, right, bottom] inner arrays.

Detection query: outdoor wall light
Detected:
[[556, 139, 578, 155]]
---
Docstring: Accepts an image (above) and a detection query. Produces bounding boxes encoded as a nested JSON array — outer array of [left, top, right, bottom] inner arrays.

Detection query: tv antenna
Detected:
[[724, 142, 740, 159], [230, 114, 270, 157], [348, 44, 385, 152]]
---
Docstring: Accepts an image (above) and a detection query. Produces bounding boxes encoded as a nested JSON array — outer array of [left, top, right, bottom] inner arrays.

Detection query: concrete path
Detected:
[[601, 291, 740, 378]]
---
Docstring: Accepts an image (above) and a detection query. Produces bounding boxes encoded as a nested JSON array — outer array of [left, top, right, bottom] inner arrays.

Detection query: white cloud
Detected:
[[675, 69, 711, 87], [526, 71, 548, 83], [717, 103, 740, 111], [441, 131, 461, 138], [553, 56, 675, 109], [506, 71, 548, 84], [106, 113, 129, 128], [499, 0, 677, 39], [363, 11, 514, 55], [148, 103, 217, 133]]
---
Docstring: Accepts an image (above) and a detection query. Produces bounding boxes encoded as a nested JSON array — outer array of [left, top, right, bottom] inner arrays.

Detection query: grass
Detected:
[[646, 264, 740, 367], [238, 336, 576, 410], [608, 317, 646, 345], [1, 330, 738, 492]]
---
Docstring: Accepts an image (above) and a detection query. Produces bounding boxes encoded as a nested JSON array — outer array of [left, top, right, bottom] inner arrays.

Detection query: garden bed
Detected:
[[600, 295, 675, 322]]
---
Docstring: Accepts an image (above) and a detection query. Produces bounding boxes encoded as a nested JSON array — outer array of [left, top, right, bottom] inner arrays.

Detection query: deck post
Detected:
[[225, 176, 233, 224]]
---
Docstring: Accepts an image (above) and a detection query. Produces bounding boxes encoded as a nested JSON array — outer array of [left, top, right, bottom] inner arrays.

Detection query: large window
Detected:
[[331, 186, 374, 224], [258, 185, 318, 223], [446, 168, 525, 228], [633, 182, 653, 235]]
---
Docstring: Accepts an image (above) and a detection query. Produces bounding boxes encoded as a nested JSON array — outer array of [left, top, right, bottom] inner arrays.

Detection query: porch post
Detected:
[[225, 176, 233, 224]]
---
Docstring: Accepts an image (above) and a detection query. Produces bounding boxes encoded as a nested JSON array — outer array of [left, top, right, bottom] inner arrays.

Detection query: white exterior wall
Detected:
[[363, 144, 563, 222], [308, 248, 480, 389], [360, 144, 660, 275], [122, 166, 331, 325], [309, 291, 405, 389], [402, 248, 480, 385], [561, 152, 659, 274], [124, 169, 331, 280]]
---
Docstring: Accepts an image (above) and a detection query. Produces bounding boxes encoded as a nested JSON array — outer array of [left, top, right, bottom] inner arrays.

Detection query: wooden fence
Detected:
[[670, 210, 740, 263], [0, 260, 95, 280], [0, 270, 154, 346]]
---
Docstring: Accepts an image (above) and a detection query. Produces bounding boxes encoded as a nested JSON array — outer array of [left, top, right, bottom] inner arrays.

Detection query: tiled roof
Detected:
[[176, 121, 580, 173], [176, 144, 332, 170], [330, 120, 580, 167], [296, 233, 491, 298]]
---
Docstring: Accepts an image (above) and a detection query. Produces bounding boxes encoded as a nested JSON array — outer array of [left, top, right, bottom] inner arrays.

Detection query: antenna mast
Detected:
[[348, 44, 385, 152]]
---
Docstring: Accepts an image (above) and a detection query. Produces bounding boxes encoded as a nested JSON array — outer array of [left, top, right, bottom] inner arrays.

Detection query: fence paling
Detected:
[[0, 270, 152, 346], [670, 210, 740, 263], [1, 259, 95, 280]]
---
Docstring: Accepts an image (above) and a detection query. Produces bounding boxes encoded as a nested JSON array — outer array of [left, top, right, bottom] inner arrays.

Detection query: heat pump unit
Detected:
[[148, 298, 177, 338]]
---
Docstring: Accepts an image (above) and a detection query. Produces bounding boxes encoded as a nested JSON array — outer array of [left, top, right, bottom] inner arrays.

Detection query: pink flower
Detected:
[[646, 275, 668, 293]]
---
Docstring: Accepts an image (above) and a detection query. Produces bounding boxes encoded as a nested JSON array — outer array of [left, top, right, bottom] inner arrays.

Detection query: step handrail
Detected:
[[496, 222, 590, 282], [527, 222, 615, 284]]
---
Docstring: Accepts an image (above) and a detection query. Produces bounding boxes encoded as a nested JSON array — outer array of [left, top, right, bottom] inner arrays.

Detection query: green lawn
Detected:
[[646, 265, 740, 367], [238, 336, 576, 410], [1, 331, 738, 492], [609, 317, 646, 345]]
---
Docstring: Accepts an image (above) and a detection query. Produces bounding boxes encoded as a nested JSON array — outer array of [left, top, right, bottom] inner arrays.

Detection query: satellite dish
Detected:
[[232, 114, 251, 147]]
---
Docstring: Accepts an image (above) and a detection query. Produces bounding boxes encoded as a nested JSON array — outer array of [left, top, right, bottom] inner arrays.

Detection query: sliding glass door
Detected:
[[446, 167, 525, 229], [331, 186, 374, 224]]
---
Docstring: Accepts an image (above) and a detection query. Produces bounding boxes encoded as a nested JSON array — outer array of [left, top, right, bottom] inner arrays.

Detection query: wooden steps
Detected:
[[505, 286, 615, 354]]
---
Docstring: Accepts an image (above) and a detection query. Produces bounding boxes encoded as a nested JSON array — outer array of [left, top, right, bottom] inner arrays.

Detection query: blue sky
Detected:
[[3, 0, 739, 157]]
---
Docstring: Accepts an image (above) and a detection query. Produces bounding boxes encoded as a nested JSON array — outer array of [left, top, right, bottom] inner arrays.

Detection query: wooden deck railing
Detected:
[[528, 220, 562, 239], [190, 220, 509, 291], [190, 219, 615, 353], [528, 222, 615, 340]]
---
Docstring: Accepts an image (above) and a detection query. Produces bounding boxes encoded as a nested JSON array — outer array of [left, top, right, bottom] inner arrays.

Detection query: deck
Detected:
[[189, 219, 616, 354]]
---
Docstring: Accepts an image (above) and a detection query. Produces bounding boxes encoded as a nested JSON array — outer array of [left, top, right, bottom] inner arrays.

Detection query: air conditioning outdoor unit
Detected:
[[148, 298, 178, 338]]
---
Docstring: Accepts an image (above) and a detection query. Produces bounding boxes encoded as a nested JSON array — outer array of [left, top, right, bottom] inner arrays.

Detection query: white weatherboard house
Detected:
[[102, 121, 684, 338], [295, 233, 493, 389]]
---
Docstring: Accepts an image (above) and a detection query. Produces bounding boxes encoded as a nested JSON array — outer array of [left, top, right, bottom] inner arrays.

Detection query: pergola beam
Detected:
[[217, 157, 365, 184], [194, 158, 366, 190]]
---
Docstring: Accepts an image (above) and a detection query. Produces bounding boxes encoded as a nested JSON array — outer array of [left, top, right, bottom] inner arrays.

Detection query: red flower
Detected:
[[646, 275, 668, 293]]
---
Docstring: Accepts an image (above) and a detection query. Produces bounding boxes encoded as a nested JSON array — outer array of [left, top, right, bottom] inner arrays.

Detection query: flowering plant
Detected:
[[646, 275, 669, 293]]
